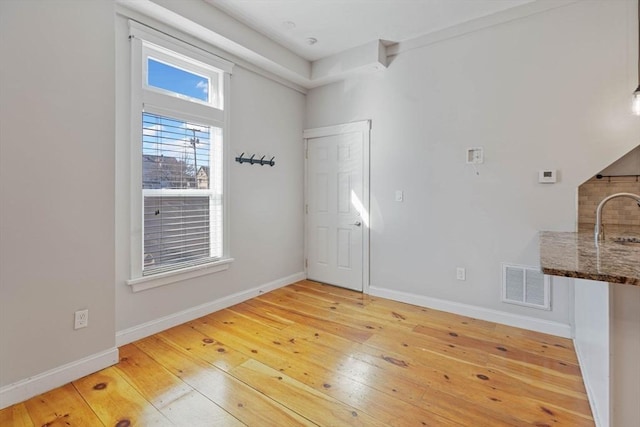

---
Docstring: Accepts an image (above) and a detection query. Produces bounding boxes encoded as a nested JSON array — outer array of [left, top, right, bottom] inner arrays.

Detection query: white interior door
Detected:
[[304, 121, 370, 292]]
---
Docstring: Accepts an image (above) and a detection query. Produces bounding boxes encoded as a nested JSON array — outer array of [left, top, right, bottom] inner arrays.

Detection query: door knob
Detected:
[[353, 221, 362, 227]]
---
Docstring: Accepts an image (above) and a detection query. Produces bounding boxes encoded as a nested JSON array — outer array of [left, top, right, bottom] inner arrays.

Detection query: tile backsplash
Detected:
[[578, 177, 640, 226]]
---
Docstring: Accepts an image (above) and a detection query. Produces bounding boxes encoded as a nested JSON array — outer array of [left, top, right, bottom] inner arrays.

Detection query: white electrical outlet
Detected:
[[395, 190, 404, 202], [456, 267, 466, 281], [74, 309, 88, 330]]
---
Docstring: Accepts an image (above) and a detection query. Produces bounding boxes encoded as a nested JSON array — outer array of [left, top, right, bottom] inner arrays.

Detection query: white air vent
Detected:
[[501, 263, 550, 310]]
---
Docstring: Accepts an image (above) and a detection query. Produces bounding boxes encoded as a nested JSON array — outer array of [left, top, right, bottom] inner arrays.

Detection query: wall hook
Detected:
[[235, 153, 276, 167]]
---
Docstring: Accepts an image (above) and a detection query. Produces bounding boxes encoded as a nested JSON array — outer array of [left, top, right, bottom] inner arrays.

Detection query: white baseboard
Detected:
[[116, 272, 306, 347], [369, 286, 572, 338], [0, 347, 119, 410]]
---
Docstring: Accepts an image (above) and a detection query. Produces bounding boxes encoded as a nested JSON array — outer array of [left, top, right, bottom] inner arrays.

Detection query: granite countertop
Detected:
[[540, 225, 640, 286]]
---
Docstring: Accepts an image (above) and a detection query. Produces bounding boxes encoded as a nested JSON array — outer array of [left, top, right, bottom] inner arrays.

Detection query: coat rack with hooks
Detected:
[[235, 153, 275, 167]]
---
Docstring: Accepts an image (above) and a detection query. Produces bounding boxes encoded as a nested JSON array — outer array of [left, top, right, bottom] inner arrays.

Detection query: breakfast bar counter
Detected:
[[539, 226, 640, 286], [539, 225, 640, 426]]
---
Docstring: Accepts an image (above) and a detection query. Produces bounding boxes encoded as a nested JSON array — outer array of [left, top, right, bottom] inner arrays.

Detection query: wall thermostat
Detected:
[[538, 169, 557, 183]]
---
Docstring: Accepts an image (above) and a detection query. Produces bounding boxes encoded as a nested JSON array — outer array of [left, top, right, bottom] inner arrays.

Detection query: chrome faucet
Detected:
[[594, 192, 640, 245]]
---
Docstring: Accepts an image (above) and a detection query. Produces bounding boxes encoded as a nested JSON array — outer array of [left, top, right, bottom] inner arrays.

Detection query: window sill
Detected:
[[126, 258, 234, 292]]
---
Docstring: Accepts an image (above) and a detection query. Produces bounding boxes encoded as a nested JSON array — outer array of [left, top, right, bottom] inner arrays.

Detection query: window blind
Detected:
[[142, 112, 222, 275]]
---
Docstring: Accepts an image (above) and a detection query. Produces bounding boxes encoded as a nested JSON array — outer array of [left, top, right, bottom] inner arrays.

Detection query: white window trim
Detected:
[[126, 257, 234, 292], [128, 21, 233, 291], [129, 21, 234, 74]]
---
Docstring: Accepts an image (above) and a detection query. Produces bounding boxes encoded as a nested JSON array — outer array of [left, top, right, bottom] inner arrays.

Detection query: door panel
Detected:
[[337, 228, 352, 269], [306, 131, 364, 291], [316, 227, 329, 265]]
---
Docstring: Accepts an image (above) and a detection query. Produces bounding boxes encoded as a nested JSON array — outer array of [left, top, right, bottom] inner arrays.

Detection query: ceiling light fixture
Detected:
[[633, 0, 640, 115]]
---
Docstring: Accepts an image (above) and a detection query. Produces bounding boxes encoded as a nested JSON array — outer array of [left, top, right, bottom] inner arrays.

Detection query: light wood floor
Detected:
[[1, 280, 594, 426]]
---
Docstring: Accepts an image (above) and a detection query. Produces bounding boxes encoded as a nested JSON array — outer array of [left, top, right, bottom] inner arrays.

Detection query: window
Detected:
[[141, 113, 222, 274], [128, 23, 233, 286]]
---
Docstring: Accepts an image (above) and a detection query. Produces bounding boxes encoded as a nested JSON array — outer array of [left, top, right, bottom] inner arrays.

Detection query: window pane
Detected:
[[142, 113, 210, 190], [144, 196, 211, 271], [141, 112, 223, 274], [147, 58, 209, 102]]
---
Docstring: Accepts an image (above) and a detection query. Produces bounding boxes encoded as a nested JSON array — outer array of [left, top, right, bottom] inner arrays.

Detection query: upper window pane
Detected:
[[147, 58, 210, 103]]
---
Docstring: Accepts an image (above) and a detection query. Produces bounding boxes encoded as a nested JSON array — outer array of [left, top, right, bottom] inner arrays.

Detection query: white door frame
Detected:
[[303, 120, 371, 294]]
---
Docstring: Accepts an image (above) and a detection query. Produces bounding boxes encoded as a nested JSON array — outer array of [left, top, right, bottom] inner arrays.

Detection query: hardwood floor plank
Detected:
[[19, 383, 103, 427], [281, 322, 427, 403], [134, 335, 316, 426], [272, 295, 527, 427], [487, 354, 587, 391], [158, 323, 250, 372], [230, 359, 387, 427], [0, 403, 34, 427], [415, 388, 526, 427], [271, 286, 418, 332], [401, 305, 578, 367], [413, 323, 580, 369], [115, 344, 244, 426], [495, 322, 576, 347], [73, 366, 173, 426], [288, 282, 373, 308], [322, 336, 530, 426], [227, 286, 592, 426], [366, 294, 499, 334], [191, 309, 322, 364], [361, 327, 593, 425], [226, 300, 295, 330], [364, 319, 491, 367], [277, 286, 576, 371], [246, 295, 376, 342], [195, 306, 460, 426], [276, 285, 375, 313]]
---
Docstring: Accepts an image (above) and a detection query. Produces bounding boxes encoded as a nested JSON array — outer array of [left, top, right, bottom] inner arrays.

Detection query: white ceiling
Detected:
[[205, 0, 536, 61]]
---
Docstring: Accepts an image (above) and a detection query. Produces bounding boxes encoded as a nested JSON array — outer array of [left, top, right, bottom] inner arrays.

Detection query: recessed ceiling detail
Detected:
[[121, 0, 571, 90], [205, 0, 535, 61], [281, 20, 296, 30]]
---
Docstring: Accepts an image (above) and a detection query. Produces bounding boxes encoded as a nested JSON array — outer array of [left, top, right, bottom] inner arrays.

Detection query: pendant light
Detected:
[[633, 0, 640, 115]]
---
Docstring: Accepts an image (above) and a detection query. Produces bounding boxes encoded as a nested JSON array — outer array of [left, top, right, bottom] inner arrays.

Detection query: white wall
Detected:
[[599, 144, 640, 176], [611, 284, 640, 427], [0, 0, 116, 388], [114, 12, 305, 334], [306, 0, 639, 326], [573, 279, 611, 427]]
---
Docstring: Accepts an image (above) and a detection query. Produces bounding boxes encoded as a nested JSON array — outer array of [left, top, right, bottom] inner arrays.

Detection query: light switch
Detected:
[[466, 147, 484, 164], [395, 190, 404, 202]]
